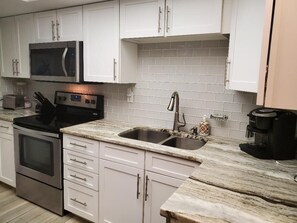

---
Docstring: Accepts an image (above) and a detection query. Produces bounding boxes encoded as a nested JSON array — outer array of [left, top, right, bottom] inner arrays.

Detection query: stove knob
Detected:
[[62, 96, 67, 101], [85, 99, 90, 104]]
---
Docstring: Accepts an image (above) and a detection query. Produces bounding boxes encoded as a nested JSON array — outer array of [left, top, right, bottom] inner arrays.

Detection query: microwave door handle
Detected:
[[62, 47, 68, 77]]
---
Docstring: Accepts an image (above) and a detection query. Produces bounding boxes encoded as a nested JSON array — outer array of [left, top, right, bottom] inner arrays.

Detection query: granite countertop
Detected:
[[0, 108, 35, 122], [61, 120, 297, 223]]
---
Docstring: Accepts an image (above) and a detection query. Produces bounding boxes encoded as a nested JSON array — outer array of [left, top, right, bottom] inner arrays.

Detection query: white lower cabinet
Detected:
[[63, 136, 199, 223], [143, 171, 183, 223], [63, 136, 99, 223], [0, 120, 15, 187], [99, 159, 144, 223], [64, 180, 98, 222]]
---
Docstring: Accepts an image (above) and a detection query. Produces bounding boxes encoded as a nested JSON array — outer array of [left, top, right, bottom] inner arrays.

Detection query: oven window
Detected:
[[20, 135, 54, 176]]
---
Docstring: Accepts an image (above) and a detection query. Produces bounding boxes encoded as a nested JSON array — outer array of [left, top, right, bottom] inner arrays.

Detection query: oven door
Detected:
[[14, 125, 62, 189]]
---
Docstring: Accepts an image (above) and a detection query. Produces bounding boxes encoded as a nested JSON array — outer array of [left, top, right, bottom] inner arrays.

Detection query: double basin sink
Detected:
[[118, 127, 206, 150]]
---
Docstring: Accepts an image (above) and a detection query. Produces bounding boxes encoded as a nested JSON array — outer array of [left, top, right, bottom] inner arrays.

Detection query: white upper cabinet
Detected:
[[165, 0, 222, 37], [226, 0, 273, 92], [0, 14, 34, 78], [56, 7, 83, 41], [15, 14, 35, 78], [83, 1, 137, 83], [120, 0, 223, 39], [34, 6, 82, 42], [0, 17, 17, 77], [120, 0, 165, 38]]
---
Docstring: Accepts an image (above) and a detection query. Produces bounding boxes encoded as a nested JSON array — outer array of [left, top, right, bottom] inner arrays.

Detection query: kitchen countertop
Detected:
[[61, 120, 297, 223], [0, 108, 35, 122]]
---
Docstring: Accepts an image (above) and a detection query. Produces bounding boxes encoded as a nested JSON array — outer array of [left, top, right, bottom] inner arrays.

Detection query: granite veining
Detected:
[[60, 120, 297, 223], [0, 108, 35, 122]]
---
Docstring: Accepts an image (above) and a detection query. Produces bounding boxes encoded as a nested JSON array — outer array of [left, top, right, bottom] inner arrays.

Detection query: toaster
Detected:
[[3, 94, 25, 110]]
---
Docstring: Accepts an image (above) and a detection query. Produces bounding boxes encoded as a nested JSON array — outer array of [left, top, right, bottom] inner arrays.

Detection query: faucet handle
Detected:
[[180, 113, 186, 127]]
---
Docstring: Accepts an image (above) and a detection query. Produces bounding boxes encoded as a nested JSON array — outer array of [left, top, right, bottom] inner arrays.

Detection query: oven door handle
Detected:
[[13, 124, 60, 139]]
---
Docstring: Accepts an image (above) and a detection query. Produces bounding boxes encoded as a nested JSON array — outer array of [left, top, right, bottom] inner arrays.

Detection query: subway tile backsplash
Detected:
[[25, 40, 258, 140]]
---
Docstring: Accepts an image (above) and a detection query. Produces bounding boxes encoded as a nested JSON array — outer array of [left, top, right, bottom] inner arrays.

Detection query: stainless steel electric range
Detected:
[[13, 91, 104, 215]]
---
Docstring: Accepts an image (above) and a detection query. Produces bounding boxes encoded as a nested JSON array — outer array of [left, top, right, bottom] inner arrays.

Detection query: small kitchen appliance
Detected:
[[13, 91, 104, 215], [240, 108, 297, 160], [30, 41, 83, 83], [3, 94, 25, 110]]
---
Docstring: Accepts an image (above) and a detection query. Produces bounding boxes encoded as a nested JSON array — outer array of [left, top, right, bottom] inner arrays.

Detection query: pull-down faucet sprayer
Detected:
[[167, 91, 186, 131]]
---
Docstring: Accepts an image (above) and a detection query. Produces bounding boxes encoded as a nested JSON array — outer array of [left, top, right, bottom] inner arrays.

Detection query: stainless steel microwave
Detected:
[[30, 41, 83, 83]]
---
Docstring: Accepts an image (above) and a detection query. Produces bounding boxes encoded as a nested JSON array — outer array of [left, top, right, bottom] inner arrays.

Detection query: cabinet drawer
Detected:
[[63, 134, 100, 157], [145, 152, 199, 180], [0, 120, 12, 135], [64, 164, 99, 191], [64, 180, 98, 223], [100, 142, 145, 169], [64, 149, 99, 174]]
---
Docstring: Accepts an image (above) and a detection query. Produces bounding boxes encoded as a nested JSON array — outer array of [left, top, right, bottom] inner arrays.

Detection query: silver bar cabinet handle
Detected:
[[70, 158, 87, 165], [145, 175, 149, 201], [12, 59, 15, 76], [70, 142, 87, 148], [70, 174, 87, 182], [56, 20, 60, 41], [51, 21, 55, 41], [136, 174, 140, 199], [166, 5, 170, 33], [15, 59, 19, 76], [158, 7, 162, 33], [70, 198, 87, 207], [225, 58, 231, 87], [113, 58, 117, 81], [0, 125, 9, 129]]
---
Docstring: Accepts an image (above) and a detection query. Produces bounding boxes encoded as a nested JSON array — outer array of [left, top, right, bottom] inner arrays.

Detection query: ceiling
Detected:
[[0, 0, 101, 18]]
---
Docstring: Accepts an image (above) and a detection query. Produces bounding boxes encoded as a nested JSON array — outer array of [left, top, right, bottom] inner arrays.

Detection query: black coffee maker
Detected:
[[240, 108, 297, 160]]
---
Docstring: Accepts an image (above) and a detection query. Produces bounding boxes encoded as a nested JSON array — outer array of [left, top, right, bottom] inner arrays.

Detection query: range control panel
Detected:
[[55, 91, 104, 110]]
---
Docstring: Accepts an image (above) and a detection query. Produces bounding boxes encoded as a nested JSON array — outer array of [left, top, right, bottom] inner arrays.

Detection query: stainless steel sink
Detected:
[[119, 127, 206, 150], [118, 128, 171, 143], [161, 137, 206, 150]]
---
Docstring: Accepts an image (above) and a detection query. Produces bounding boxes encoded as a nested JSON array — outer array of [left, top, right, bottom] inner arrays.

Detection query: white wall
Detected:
[[26, 40, 259, 140]]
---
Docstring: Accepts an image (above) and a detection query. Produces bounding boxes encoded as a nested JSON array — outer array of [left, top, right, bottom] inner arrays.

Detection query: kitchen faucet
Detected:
[[167, 91, 186, 131]]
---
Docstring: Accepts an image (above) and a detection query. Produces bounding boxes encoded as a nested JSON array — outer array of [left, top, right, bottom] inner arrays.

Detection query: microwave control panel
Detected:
[[55, 91, 104, 110]]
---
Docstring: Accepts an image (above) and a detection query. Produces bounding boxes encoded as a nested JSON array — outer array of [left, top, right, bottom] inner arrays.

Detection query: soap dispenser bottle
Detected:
[[199, 115, 210, 136]]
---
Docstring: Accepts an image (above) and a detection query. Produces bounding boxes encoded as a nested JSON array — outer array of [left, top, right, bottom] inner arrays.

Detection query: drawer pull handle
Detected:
[[70, 142, 87, 149], [70, 198, 87, 207], [70, 174, 87, 181], [145, 175, 149, 201], [70, 158, 87, 165], [136, 174, 140, 199], [0, 125, 9, 129]]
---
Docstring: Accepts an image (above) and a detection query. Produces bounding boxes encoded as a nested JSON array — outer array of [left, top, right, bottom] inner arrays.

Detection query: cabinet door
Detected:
[[99, 159, 144, 223], [258, 0, 297, 110], [120, 0, 165, 38], [0, 133, 15, 187], [57, 6, 83, 41], [15, 14, 35, 78], [34, 10, 57, 42], [144, 171, 183, 223], [165, 0, 222, 36], [83, 1, 119, 83], [0, 17, 17, 77], [226, 0, 273, 92]]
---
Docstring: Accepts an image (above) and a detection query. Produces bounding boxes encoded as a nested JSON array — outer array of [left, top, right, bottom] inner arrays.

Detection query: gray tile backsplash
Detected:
[[19, 40, 259, 140]]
